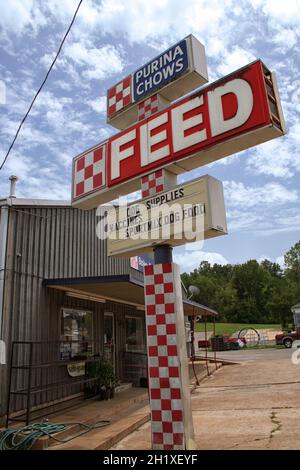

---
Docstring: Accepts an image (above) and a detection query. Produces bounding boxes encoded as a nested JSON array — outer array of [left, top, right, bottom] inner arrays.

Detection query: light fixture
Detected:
[[66, 291, 106, 303]]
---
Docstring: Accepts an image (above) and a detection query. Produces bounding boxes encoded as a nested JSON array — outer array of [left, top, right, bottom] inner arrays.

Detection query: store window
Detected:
[[60, 307, 93, 360], [125, 316, 146, 353]]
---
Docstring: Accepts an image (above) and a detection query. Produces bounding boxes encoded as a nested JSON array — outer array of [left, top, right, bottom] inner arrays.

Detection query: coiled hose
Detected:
[[0, 420, 110, 450]]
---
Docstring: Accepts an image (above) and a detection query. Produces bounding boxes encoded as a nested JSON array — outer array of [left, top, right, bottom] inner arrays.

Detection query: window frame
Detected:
[[60, 306, 94, 359], [125, 315, 146, 353]]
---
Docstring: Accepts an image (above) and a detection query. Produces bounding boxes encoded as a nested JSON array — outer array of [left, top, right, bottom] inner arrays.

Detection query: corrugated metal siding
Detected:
[[2, 205, 129, 280], [0, 205, 142, 417], [4, 205, 130, 280]]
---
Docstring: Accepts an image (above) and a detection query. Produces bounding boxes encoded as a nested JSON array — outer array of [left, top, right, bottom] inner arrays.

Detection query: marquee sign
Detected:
[[72, 60, 286, 209], [107, 35, 208, 129], [106, 176, 227, 257]]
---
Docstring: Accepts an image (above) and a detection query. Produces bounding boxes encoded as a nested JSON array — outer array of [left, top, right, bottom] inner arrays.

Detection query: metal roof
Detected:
[[182, 298, 218, 317], [0, 197, 71, 207], [43, 274, 218, 316], [292, 303, 300, 310]]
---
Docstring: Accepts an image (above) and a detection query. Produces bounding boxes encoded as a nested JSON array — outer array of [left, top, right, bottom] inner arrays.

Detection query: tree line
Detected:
[[182, 241, 300, 326]]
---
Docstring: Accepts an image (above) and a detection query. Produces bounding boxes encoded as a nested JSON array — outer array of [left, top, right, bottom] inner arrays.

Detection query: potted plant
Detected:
[[97, 361, 118, 400]]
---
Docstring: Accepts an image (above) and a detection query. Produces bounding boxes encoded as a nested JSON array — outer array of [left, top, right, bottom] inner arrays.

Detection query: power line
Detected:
[[0, 0, 84, 171]]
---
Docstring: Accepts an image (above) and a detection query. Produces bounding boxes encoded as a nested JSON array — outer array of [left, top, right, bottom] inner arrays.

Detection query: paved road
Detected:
[[205, 347, 293, 363], [113, 349, 300, 450]]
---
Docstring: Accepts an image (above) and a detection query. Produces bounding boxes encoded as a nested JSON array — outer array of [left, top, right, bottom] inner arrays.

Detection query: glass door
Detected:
[[104, 313, 115, 370]]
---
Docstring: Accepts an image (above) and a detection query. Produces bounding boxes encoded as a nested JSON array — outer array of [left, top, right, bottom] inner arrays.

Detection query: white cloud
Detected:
[[257, 255, 286, 268], [93, 0, 235, 47], [87, 96, 107, 114], [40, 41, 125, 84], [257, 209, 300, 236], [42, 0, 98, 25], [224, 181, 298, 208], [257, 255, 271, 263], [216, 46, 256, 76], [174, 249, 228, 272], [0, 0, 46, 36], [275, 256, 286, 268], [273, 27, 298, 50], [249, 0, 300, 26], [223, 181, 300, 236], [33, 91, 72, 112], [228, 207, 300, 235], [246, 122, 300, 178], [63, 42, 125, 80]]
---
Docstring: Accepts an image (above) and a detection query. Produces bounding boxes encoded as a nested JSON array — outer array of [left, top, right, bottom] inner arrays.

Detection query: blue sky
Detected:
[[0, 0, 299, 272]]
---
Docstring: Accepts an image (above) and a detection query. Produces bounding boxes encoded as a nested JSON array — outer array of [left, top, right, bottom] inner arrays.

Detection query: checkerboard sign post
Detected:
[[138, 94, 170, 122], [141, 169, 177, 198], [144, 262, 194, 450]]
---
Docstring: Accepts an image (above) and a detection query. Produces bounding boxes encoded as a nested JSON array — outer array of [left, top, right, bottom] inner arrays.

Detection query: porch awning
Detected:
[[43, 274, 218, 317]]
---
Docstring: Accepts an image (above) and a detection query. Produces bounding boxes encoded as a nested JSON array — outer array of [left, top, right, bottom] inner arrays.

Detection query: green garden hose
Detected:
[[0, 420, 110, 450]]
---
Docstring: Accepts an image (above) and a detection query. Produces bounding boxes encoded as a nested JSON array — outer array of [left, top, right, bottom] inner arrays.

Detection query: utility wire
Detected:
[[0, 0, 84, 171]]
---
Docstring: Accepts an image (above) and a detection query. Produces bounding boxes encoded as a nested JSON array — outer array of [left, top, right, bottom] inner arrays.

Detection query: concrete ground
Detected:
[[205, 347, 292, 362], [43, 388, 149, 450], [37, 361, 214, 450], [113, 348, 300, 450]]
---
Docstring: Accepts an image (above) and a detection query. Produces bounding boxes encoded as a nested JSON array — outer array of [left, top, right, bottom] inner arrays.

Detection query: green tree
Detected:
[[266, 277, 298, 326], [181, 242, 300, 325], [260, 259, 282, 278], [214, 283, 238, 322], [231, 260, 272, 323], [284, 241, 300, 280]]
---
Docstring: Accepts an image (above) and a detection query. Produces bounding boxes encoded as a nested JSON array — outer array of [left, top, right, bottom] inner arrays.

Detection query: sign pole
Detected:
[[144, 246, 195, 449], [143, 172, 195, 450], [153, 244, 173, 264]]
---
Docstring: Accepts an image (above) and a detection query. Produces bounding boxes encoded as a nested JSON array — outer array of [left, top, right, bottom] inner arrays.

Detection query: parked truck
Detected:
[[275, 306, 300, 348]]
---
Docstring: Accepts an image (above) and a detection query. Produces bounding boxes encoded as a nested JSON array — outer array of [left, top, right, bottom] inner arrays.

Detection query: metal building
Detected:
[[0, 181, 217, 424]]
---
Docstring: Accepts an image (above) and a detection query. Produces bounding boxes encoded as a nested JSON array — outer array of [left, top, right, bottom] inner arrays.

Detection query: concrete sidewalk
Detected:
[[113, 355, 300, 450], [42, 360, 217, 450], [44, 388, 149, 450]]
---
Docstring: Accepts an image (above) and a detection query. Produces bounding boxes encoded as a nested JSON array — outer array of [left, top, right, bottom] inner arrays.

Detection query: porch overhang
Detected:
[[43, 274, 218, 316], [182, 299, 218, 317]]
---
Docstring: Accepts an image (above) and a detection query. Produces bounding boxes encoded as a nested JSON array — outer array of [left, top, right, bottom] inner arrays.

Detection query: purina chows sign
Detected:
[[72, 60, 286, 209], [133, 39, 189, 102], [107, 35, 208, 130]]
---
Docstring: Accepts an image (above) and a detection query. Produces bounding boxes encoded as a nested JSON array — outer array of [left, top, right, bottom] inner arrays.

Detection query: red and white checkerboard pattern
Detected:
[[107, 76, 132, 117], [138, 94, 159, 121], [144, 263, 185, 450], [141, 170, 164, 198], [73, 145, 106, 198]]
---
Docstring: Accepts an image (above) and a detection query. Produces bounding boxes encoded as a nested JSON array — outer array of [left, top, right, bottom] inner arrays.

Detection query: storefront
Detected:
[[0, 194, 217, 424]]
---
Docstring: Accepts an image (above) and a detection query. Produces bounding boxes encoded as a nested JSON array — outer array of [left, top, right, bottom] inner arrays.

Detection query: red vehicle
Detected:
[[275, 329, 300, 348], [276, 308, 300, 348]]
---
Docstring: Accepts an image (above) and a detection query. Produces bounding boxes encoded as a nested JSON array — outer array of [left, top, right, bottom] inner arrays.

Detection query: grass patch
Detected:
[[195, 322, 281, 336], [245, 344, 284, 350]]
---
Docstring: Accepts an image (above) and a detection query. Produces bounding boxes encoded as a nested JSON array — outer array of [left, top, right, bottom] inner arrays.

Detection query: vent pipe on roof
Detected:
[[9, 175, 18, 198]]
